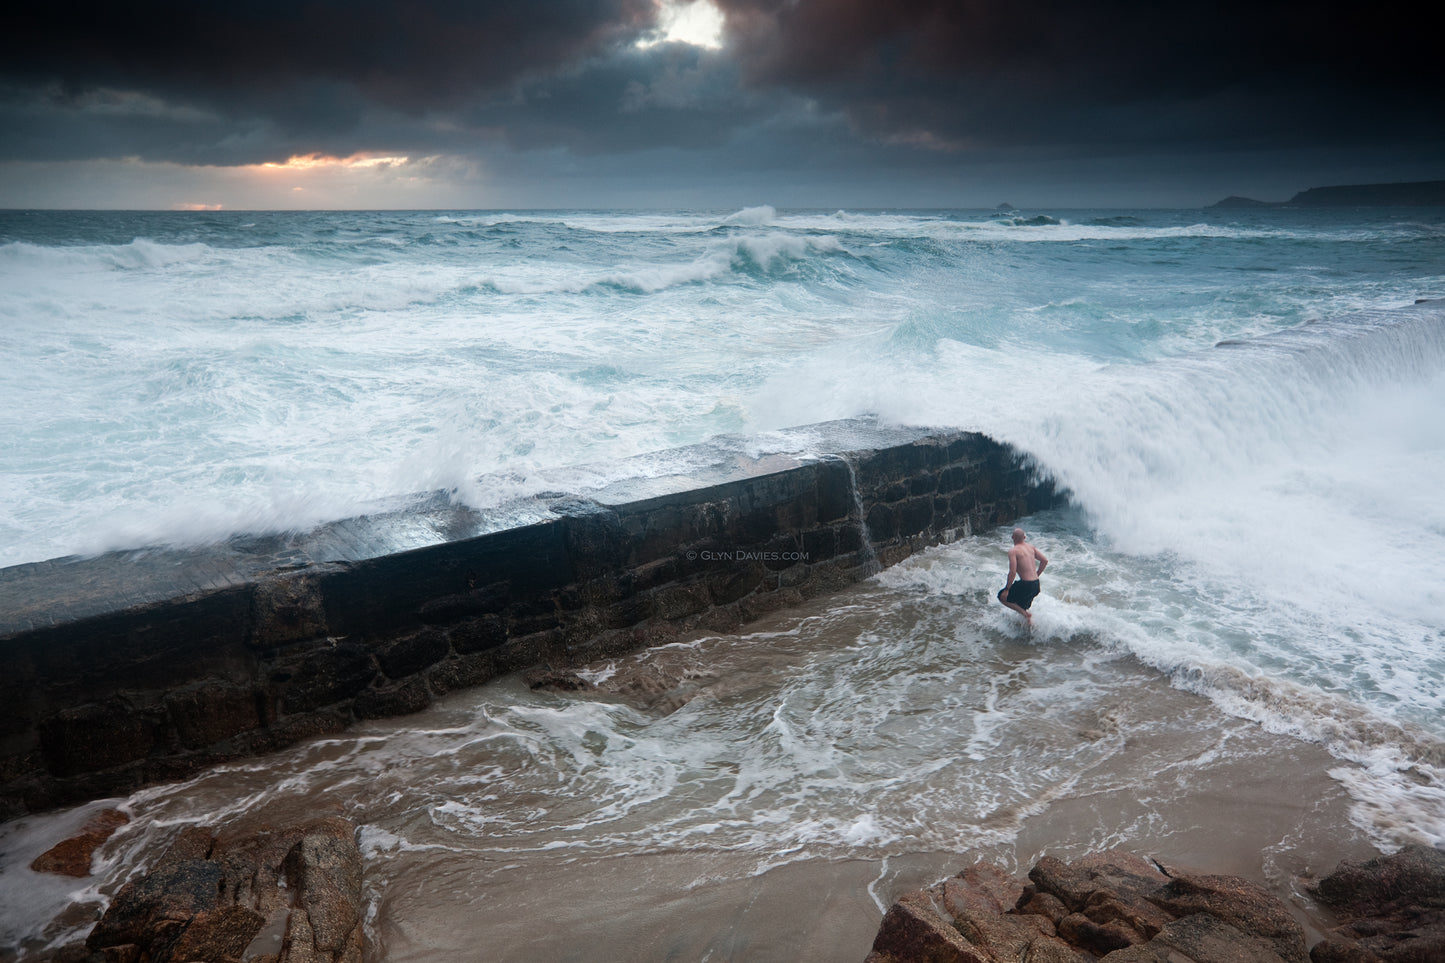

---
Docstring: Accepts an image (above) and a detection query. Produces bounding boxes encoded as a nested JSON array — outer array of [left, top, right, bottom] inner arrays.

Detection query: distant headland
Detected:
[[1212, 179, 1445, 208]]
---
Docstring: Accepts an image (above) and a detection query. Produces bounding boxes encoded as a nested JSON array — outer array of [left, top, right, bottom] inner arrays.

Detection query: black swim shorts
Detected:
[[1000, 579, 1041, 610]]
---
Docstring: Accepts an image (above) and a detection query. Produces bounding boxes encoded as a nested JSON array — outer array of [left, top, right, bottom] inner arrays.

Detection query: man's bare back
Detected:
[[1008, 541, 1043, 581], [998, 527, 1048, 626]]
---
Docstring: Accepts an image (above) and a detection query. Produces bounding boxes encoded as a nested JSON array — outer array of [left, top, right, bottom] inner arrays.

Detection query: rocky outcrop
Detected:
[[36, 816, 365, 963], [277, 825, 365, 963], [1211, 195, 1277, 208], [1210, 180, 1445, 209], [1307, 844, 1445, 963], [1288, 182, 1445, 207], [867, 850, 1312, 963], [29, 808, 129, 878], [868, 847, 1445, 963], [526, 637, 727, 715]]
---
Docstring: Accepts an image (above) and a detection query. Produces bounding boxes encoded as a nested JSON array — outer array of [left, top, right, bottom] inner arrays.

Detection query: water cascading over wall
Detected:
[[0, 420, 1061, 818]]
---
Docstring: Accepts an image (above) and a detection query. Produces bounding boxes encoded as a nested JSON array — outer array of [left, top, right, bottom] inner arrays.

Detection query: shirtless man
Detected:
[[997, 527, 1048, 627]]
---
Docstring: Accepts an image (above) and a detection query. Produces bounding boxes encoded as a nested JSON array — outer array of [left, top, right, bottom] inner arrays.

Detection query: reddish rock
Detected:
[[1309, 845, 1445, 963], [99, 947, 141, 963], [953, 910, 1070, 962], [84, 817, 364, 963], [1057, 911, 1143, 954], [524, 667, 594, 691], [1100, 913, 1297, 963], [280, 818, 365, 963], [1082, 891, 1174, 940], [941, 863, 1024, 920], [528, 646, 721, 716], [160, 826, 216, 864], [869, 851, 1325, 963], [1147, 874, 1310, 963], [869, 892, 989, 963], [1305, 940, 1379, 963], [869, 848, 1445, 963], [1029, 850, 1170, 913], [30, 808, 130, 878], [165, 904, 267, 962], [87, 859, 226, 950], [1151, 912, 1300, 963], [1016, 889, 1070, 924], [935, 864, 1078, 962], [1313, 844, 1445, 922]]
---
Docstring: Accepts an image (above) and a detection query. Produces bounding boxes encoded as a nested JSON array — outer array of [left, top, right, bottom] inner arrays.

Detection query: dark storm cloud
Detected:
[[714, 0, 1443, 154], [0, 0, 663, 163], [0, 40, 766, 167], [3, 1, 653, 109], [460, 45, 775, 154]]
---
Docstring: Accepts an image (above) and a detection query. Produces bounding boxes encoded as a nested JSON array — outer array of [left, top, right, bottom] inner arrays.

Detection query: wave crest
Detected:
[[0, 238, 216, 273], [721, 205, 777, 227]]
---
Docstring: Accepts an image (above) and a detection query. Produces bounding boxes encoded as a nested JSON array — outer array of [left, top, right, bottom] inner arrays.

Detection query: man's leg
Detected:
[[998, 588, 1032, 624]]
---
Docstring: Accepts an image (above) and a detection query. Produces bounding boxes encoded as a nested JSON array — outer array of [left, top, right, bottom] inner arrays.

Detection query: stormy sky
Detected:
[[2, 0, 1440, 209]]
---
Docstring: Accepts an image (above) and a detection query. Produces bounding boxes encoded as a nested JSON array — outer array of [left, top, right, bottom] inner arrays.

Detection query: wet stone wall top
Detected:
[[0, 419, 938, 636]]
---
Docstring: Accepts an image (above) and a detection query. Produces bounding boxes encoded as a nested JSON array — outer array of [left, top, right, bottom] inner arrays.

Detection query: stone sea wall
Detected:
[[0, 421, 1060, 818]]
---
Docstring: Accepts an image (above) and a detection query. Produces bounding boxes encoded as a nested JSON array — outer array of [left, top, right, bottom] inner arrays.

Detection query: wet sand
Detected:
[[363, 667, 1376, 962]]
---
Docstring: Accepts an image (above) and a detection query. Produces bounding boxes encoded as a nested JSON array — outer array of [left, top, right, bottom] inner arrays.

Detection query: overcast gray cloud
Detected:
[[1, 0, 1440, 207]]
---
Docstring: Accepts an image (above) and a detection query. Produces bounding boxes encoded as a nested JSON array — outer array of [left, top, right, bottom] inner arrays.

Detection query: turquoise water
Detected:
[[1, 208, 1442, 953]]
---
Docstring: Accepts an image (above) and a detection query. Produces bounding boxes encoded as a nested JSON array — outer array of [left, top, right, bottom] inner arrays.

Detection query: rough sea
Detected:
[[2, 207, 1442, 960]]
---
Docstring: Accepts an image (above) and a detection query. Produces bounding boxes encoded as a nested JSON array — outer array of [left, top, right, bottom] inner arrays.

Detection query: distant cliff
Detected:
[[1212, 195, 1277, 208], [1211, 179, 1445, 208]]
